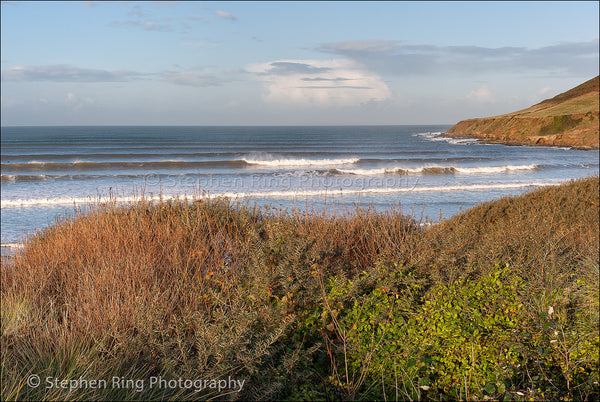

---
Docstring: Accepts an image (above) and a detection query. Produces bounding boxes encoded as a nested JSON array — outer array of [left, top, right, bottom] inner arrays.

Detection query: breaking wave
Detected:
[[320, 164, 539, 176], [241, 157, 360, 167]]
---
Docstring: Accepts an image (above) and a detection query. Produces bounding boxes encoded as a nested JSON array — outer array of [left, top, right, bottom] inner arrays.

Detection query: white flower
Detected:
[[547, 306, 554, 316]]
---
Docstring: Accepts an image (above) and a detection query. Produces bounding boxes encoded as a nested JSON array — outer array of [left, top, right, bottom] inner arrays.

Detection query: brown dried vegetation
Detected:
[[2, 176, 598, 400]]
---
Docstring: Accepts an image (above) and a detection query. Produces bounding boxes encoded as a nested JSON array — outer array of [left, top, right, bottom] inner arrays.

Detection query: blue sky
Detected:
[[1, 1, 598, 126]]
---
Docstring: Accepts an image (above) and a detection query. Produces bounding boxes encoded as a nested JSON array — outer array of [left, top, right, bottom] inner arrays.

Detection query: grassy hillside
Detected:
[[537, 75, 600, 107], [2, 176, 598, 401], [446, 76, 600, 149]]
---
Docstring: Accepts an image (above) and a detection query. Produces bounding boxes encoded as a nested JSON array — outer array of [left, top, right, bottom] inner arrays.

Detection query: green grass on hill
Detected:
[[540, 76, 600, 106], [2, 176, 598, 401], [503, 92, 599, 119], [505, 76, 600, 118]]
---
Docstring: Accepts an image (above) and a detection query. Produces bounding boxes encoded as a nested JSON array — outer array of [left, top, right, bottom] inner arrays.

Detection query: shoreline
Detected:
[[0, 179, 571, 251], [0, 178, 579, 257], [442, 131, 599, 150]]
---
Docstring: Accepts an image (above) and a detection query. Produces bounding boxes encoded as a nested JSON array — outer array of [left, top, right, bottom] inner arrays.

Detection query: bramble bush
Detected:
[[321, 264, 599, 400]]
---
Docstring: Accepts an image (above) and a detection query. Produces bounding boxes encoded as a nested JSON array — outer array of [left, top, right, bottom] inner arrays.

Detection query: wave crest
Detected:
[[332, 164, 538, 176], [241, 157, 359, 167]]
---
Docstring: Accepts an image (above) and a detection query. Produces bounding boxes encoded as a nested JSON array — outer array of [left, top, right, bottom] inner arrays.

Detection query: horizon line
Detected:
[[1, 123, 454, 128]]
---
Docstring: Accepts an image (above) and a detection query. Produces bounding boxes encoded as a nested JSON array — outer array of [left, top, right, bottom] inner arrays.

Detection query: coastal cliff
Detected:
[[445, 76, 599, 149]]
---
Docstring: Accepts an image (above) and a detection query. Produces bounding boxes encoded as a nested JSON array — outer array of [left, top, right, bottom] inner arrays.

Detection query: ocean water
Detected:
[[1, 125, 598, 249]]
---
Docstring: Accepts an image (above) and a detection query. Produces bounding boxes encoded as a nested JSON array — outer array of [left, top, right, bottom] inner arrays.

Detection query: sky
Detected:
[[1, 1, 598, 126]]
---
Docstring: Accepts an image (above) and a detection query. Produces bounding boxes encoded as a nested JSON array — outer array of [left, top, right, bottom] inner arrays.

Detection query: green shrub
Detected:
[[328, 266, 524, 400], [322, 262, 599, 401], [539, 115, 583, 135]]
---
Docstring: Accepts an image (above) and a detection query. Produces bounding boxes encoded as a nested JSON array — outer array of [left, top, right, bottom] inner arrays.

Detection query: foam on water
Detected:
[[0, 179, 564, 208], [334, 164, 538, 176], [242, 157, 360, 167], [414, 131, 481, 145]]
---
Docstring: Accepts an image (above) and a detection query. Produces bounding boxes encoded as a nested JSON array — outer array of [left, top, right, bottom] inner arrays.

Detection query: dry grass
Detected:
[[416, 174, 599, 284], [1, 196, 418, 400], [500, 92, 599, 118], [1, 175, 598, 400]]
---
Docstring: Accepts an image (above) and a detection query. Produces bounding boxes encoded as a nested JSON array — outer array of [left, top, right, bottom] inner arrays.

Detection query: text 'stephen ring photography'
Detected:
[[1, 1, 599, 401]]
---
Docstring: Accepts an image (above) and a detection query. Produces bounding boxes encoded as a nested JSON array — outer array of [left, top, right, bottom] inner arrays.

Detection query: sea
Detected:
[[1, 125, 598, 253]]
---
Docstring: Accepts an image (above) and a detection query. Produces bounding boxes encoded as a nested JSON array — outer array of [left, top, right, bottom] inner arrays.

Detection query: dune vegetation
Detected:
[[1, 176, 599, 401]]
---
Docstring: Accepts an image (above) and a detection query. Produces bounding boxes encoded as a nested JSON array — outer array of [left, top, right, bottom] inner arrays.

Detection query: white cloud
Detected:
[[536, 86, 559, 99], [246, 58, 391, 107], [65, 92, 95, 110], [215, 10, 236, 21], [65, 92, 75, 102], [465, 85, 495, 103]]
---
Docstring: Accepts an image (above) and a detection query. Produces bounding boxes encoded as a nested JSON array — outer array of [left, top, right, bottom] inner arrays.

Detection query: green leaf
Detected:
[[420, 356, 433, 364], [418, 377, 430, 386], [484, 383, 496, 394]]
